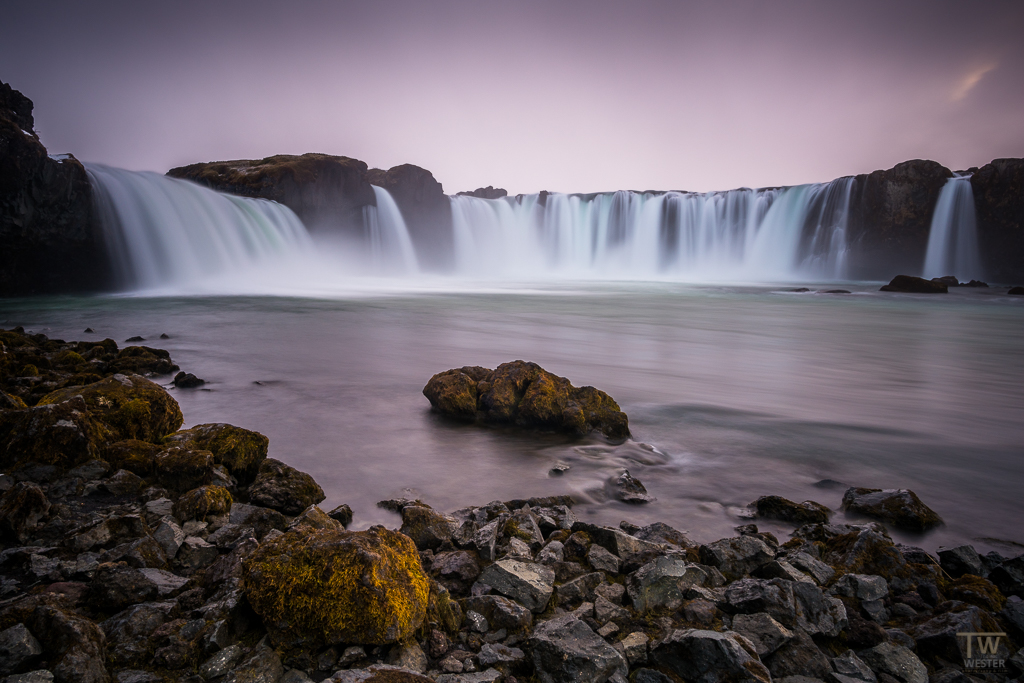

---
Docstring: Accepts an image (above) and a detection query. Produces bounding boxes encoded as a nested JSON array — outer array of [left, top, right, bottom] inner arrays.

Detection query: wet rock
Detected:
[[0, 623, 43, 674], [243, 525, 429, 648], [787, 552, 835, 585], [857, 642, 927, 683], [28, 605, 109, 683], [103, 469, 146, 496], [477, 559, 554, 613], [840, 488, 942, 532], [477, 642, 524, 667], [101, 602, 171, 667], [172, 372, 205, 388], [152, 518, 185, 559], [1010, 286, 1024, 295], [822, 526, 908, 579], [910, 604, 995, 663], [201, 643, 245, 678], [424, 361, 630, 439], [537, 541, 564, 565], [616, 631, 648, 666], [604, 470, 654, 504], [829, 649, 877, 683], [764, 631, 830, 680], [501, 507, 544, 552], [587, 545, 620, 573], [752, 559, 814, 584], [222, 642, 283, 683], [753, 496, 830, 524], [530, 614, 625, 683], [431, 551, 481, 590], [936, 545, 983, 578], [459, 596, 532, 631], [570, 522, 662, 571], [176, 536, 219, 571], [5, 671, 55, 683], [0, 397, 101, 472], [630, 521, 696, 549], [699, 535, 776, 580], [649, 628, 770, 683], [626, 556, 707, 612], [731, 612, 794, 657], [288, 505, 344, 532], [228, 503, 287, 540], [400, 505, 459, 551], [164, 423, 269, 484], [247, 458, 325, 516], [989, 555, 1024, 597], [0, 483, 50, 543], [175, 485, 233, 522], [879, 275, 947, 293], [88, 563, 159, 611], [594, 595, 629, 623], [154, 447, 215, 493], [385, 639, 428, 673], [830, 574, 888, 602], [327, 504, 353, 527], [138, 568, 189, 597]]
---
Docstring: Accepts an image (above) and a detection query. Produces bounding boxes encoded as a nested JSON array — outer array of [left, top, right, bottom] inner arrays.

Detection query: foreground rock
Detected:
[[879, 275, 948, 293], [423, 361, 629, 438], [840, 487, 943, 532]]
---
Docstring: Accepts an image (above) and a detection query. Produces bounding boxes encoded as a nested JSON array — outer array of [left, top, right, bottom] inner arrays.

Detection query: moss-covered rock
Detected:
[[175, 485, 233, 521], [154, 447, 215, 493], [0, 390, 26, 410], [248, 458, 325, 516], [840, 488, 943, 532], [164, 423, 269, 484], [422, 361, 629, 439], [242, 525, 430, 648], [0, 481, 50, 542], [753, 496, 831, 524], [38, 374, 183, 444], [0, 396, 103, 471], [108, 345, 179, 376], [102, 439, 163, 477]]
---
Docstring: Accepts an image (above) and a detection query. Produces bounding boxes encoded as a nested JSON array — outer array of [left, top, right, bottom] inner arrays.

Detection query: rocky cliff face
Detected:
[[166, 154, 376, 234], [844, 160, 953, 280], [0, 82, 105, 296], [367, 164, 454, 270], [972, 159, 1024, 283]]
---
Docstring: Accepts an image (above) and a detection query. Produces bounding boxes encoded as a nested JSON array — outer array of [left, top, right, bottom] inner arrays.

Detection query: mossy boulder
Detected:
[[840, 488, 943, 532], [242, 525, 430, 648], [175, 485, 233, 521], [0, 390, 26, 410], [753, 496, 831, 524], [0, 481, 50, 542], [102, 439, 163, 477], [108, 345, 178, 376], [0, 396, 103, 471], [38, 374, 183, 444], [248, 458, 325, 515], [154, 447, 215, 493], [422, 361, 629, 439], [164, 423, 268, 483]]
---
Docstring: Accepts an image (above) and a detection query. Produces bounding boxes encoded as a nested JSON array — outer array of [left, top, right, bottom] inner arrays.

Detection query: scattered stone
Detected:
[[537, 541, 564, 565], [594, 595, 630, 624], [401, 505, 459, 551], [753, 559, 814, 584], [840, 488, 943, 532], [385, 639, 428, 673], [173, 371, 205, 388], [222, 642, 283, 683], [328, 504, 353, 527], [937, 544, 983, 578], [879, 275, 947, 293], [731, 612, 794, 657], [787, 552, 835, 585], [459, 595, 532, 631], [627, 556, 707, 612], [649, 628, 771, 683], [587, 545, 621, 573], [248, 458, 325, 515], [753, 496, 831, 524], [200, 644, 244, 679], [530, 615, 626, 683], [477, 642, 525, 667], [699, 535, 776, 580], [0, 623, 43, 675], [857, 642, 927, 683], [764, 630, 830, 679], [604, 470, 654, 504], [829, 649, 877, 683], [478, 559, 555, 613]]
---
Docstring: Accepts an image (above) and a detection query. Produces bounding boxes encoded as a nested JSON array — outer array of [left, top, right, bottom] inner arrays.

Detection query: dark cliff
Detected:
[[0, 82, 106, 296], [972, 158, 1024, 283], [367, 164, 453, 270]]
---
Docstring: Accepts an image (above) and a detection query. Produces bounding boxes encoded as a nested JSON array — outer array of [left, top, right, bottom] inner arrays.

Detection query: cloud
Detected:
[[952, 61, 998, 101]]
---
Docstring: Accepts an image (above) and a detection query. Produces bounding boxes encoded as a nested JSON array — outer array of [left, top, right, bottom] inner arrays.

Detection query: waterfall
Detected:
[[87, 164, 312, 291], [362, 186, 419, 273], [923, 175, 982, 281], [449, 178, 854, 280]]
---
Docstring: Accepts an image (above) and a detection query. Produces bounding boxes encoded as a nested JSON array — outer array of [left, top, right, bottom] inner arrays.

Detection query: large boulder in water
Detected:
[[367, 164, 454, 271], [972, 158, 1024, 283], [0, 81, 107, 296], [167, 153, 376, 234], [423, 361, 629, 439], [242, 525, 430, 648], [879, 275, 948, 293], [840, 487, 943, 532]]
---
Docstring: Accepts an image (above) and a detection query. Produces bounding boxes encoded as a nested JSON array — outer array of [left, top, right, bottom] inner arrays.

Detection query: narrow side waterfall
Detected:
[[923, 175, 982, 281], [450, 178, 855, 280], [362, 186, 419, 273], [87, 164, 312, 291]]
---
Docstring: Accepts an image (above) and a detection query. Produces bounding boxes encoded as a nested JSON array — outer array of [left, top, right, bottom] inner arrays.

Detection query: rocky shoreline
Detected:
[[1, 331, 1023, 683]]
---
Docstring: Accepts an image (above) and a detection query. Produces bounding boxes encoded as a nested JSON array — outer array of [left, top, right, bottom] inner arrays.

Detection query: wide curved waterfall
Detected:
[[450, 178, 855, 280], [923, 175, 982, 281], [87, 164, 312, 291]]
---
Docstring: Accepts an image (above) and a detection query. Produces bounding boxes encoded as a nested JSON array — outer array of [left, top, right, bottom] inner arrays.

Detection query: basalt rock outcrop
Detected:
[[457, 187, 508, 200], [167, 153, 375, 234], [973, 158, 1024, 283], [423, 361, 629, 439], [0, 81, 106, 296], [367, 164, 454, 270]]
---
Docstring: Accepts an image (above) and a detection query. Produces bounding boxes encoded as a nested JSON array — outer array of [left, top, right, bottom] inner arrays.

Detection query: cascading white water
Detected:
[[362, 186, 419, 273], [450, 178, 855, 280], [87, 164, 313, 291], [923, 175, 982, 281]]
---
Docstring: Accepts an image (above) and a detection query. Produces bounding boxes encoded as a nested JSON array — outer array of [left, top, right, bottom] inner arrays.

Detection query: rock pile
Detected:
[[1, 330, 1022, 683]]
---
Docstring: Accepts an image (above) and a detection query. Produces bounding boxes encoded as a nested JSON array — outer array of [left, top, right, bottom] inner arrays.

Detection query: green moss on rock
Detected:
[[242, 525, 430, 648], [175, 485, 233, 521], [164, 423, 269, 483], [154, 447, 215, 492], [0, 396, 103, 471], [248, 458, 325, 516], [102, 439, 162, 477]]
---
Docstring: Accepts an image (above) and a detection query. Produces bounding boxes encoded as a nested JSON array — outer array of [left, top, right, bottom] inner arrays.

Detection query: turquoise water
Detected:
[[4, 281, 1022, 553]]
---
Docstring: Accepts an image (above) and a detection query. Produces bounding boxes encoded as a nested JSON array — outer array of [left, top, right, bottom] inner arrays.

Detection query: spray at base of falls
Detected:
[[450, 179, 856, 281], [923, 175, 982, 282]]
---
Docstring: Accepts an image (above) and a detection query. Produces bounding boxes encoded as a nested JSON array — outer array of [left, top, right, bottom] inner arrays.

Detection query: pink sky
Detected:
[[4, 0, 1023, 194]]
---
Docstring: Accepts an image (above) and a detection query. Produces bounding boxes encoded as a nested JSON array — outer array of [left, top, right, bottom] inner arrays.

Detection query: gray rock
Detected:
[[435, 670, 502, 683], [432, 550, 481, 584], [279, 670, 314, 683], [477, 642, 524, 667], [503, 507, 545, 551], [327, 504, 353, 527], [144, 498, 174, 520], [176, 536, 219, 570], [909, 605, 990, 663], [223, 642, 283, 683], [594, 582, 626, 604], [4, 672, 54, 683], [765, 631, 831, 680], [570, 522, 663, 570], [466, 610, 489, 633], [627, 556, 707, 612], [753, 559, 814, 583], [137, 568, 189, 597], [400, 505, 459, 551], [597, 622, 619, 638], [504, 537, 533, 559], [460, 595, 532, 631], [594, 595, 630, 624], [473, 518, 503, 562], [385, 639, 428, 673], [650, 628, 771, 683], [28, 606, 108, 683], [0, 623, 42, 675], [556, 572, 603, 605], [68, 460, 109, 481], [588, 545, 621, 573], [101, 602, 173, 666], [113, 672, 162, 683], [616, 631, 648, 665], [840, 488, 942, 533], [829, 649, 877, 683], [631, 671, 671, 683], [537, 541, 564, 565], [788, 552, 835, 585], [604, 470, 654, 504], [722, 578, 845, 638], [699, 536, 776, 579], [0, 483, 50, 543], [989, 554, 1024, 597], [861, 599, 888, 623], [201, 644, 244, 679], [857, 642, 927, 683], [1002, 595, 1024, 639], [632, 521, 696, 549], [531, 615, 625, 683], [830, 574, 888, 601], [937, 545, 983, 578], [478, 558, 554, 613], [731, 612, 794, 657]]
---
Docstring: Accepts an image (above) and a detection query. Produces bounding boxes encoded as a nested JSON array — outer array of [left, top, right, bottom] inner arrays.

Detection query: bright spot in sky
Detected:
[[952, 62, 998, 101]]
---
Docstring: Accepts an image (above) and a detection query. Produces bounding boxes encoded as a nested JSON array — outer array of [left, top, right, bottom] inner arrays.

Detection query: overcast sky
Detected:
[[3, 0, 1022, 194]]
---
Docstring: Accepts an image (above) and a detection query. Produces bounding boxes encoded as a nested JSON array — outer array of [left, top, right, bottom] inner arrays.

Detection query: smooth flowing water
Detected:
[[4, 283, 1022, 554]]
